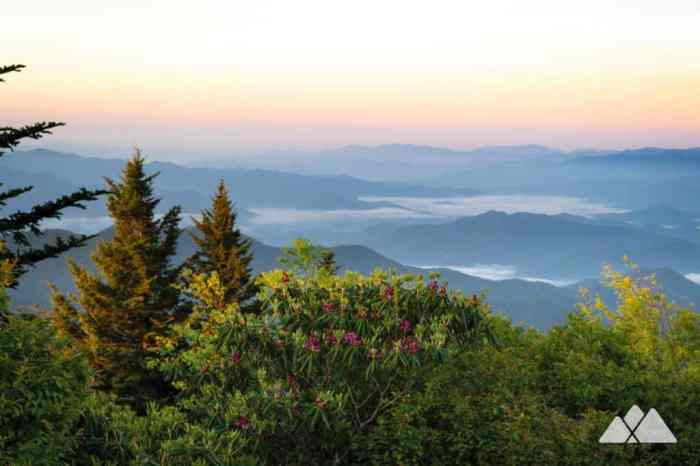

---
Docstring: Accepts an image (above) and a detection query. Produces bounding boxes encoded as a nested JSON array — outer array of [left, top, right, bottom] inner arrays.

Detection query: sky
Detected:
[[3, 0, 700, 161]]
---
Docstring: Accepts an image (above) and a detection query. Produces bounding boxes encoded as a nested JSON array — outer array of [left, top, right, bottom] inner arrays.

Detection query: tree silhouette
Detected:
[[0, 64, 106, 287]]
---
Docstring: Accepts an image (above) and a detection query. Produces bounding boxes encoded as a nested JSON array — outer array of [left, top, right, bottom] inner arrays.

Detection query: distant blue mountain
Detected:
[[7, 226, 578, 328], [8, 226, 699, 330], [0, 149, 478, 214], [191, 144, 572, 181], [359, 211, 700, 280], [593, 207, 700, 244], [427, 147, 700, 211], [569, 147, 700, 166]]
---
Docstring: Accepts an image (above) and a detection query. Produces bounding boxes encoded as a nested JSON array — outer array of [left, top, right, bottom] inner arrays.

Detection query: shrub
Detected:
[[74, 394, 258, 466], [0, 314, 90, 465], [156, 268, 491, 464], [359, 264, 700, 466], [359, 324, 633, 466]]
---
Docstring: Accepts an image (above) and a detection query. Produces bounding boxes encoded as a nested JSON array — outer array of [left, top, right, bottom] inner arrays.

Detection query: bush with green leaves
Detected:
[[354, 323, 633, 466], [358, 265, 700, 466], [155, 266, 491, 464], [69, 393, 257, 466], [0, 313, 90, 465]]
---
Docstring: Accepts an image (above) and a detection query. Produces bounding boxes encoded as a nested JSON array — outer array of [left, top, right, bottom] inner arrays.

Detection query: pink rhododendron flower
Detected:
[[235, 415, 252, 429], [384, 286, 395, 300], [344, 331, 362, 347], [400, 319, 412, 333], [322, 302, 334, 313], [230, 351, 242, 364], [305, 334, 321, 353], [401, 337, 419, 354]]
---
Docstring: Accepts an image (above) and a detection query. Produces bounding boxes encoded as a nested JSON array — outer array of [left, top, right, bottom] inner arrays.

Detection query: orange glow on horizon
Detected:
[[3, 0, 699, 156]]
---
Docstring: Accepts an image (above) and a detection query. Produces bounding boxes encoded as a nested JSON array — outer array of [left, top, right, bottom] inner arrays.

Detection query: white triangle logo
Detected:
[[599, 416, 631, 443], [599, 405, 677, 444], [634, 409, 677, 443]]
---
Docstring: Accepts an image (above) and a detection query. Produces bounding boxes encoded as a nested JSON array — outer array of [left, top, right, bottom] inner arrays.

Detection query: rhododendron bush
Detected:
[[155, 268, 491, 463]]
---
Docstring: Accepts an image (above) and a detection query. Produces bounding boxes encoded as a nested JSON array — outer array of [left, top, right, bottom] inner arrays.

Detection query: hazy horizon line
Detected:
[[16, 141, 700, 164]]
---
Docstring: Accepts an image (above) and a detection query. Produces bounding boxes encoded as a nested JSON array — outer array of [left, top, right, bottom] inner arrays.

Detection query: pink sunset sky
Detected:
[[3, 0, 700, 161]]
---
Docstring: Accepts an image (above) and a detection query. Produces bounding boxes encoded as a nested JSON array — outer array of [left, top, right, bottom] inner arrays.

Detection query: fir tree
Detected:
[[51, 150, 184, 407], [319, 248, 339, 275], [1, 65, 106, 287], [187, 179, 256, 308]]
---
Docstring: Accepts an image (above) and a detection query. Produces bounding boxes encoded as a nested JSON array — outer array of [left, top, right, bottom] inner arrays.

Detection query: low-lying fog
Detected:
[[249, 195, 627, 226], [413, 264, 576, 287], [46, 194, 626, 231]]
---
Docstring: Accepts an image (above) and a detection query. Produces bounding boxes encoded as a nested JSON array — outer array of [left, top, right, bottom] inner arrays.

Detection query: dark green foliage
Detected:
[[0, 64, 106, 287], [73, 395, 259, 466], [188, 179, 256, 308], [355, 330, 631, 466], [0, 314, 90, 465], [51, 151, 185, 409], [356, 310, 700, 466]]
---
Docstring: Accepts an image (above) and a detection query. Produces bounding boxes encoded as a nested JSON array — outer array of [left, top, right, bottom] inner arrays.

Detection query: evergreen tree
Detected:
[[1, 64, 106, 287], [319, 248, 339, 275], [188, 179, 256, 308], [51, 150, 184, 408]]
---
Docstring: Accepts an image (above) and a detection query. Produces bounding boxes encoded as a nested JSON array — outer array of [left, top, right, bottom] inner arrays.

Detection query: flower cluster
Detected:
[[344, 331, 362, 347], [383, 286, 394, 301], [401, 337, 419, 354], [305, 334, 321, 353], [156, 263, 490, 465], [215, 267, 491, 443]]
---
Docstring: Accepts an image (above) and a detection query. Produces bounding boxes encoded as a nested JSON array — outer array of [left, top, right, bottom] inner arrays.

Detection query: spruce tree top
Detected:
[[97, 150, 182, 293], [52, 150, 184, 407], [188, 179, 256, 306]]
